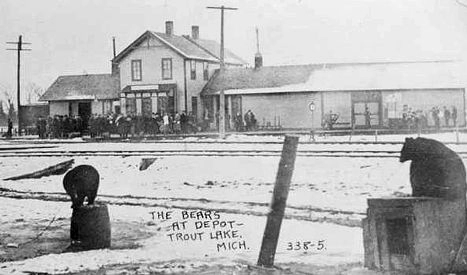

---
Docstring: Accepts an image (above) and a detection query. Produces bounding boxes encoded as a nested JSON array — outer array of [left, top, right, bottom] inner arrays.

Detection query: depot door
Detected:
[[351, 91, 381, 128], [353, 102, 379, 128]]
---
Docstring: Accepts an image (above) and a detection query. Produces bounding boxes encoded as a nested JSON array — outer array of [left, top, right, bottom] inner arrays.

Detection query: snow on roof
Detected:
[[202, 60, 467, 96], [40, 74, 120, 101], [306, 60, 466, 91], [201, 64, 315, 96]]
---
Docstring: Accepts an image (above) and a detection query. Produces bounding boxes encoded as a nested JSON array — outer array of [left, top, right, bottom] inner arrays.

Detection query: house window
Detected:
[[190, 60, 196, 80], [131, 60, 142, 81], [162, 58, 172, 80], [203, 62, 209, 80]]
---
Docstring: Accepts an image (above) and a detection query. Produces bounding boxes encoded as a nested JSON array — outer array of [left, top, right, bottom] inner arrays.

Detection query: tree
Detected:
[[24, 82, 45, 104], [1, 88, 17, 123], [0, 100, 6, 126]]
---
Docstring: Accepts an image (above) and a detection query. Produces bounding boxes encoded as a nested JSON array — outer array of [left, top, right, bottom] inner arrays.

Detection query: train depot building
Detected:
[[202, 60, 466, 130], [40, 21, 467, 131]]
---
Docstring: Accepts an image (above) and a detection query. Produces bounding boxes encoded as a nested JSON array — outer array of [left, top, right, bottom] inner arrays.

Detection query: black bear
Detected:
[[400, 137, 466, 200], [63, 165, 100, 208]]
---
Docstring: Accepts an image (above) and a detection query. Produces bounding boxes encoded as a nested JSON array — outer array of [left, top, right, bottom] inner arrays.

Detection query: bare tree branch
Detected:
[[456, 0, 467, 9]]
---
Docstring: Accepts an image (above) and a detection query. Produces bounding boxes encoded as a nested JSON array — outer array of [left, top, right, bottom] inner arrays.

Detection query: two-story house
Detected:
[[112, 21, 246, 120]]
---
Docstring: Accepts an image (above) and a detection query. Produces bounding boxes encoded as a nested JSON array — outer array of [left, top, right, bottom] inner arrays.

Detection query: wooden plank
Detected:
[[257, 135, 299, 267], [4, 159, 74, 180]]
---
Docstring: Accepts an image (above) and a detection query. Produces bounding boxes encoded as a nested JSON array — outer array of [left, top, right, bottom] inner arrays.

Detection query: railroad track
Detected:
[[0, 149, 417, 159], [0, 148, 404, 158], [0, 141, 466, 158]]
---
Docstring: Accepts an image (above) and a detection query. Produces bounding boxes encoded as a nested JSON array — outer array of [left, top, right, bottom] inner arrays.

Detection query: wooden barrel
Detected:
[[70, 204, 111, 250]]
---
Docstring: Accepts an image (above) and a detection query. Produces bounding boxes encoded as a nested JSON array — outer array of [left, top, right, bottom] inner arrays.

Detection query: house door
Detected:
[[142, 97, 152, 117], [353, 102, 379, 128]]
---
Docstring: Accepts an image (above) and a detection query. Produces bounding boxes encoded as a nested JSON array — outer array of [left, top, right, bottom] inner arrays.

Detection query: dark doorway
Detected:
[[78, 102, 92, 130], [191, 96, 198, 121]]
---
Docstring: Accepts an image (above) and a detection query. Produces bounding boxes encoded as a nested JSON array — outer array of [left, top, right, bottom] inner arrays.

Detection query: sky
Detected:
[[1, 0, 467, 104]]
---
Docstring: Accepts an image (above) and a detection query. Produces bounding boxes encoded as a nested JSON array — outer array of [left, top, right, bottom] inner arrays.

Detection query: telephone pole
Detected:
[[207, 5, 238, 139], [6, 35, 31, 136]]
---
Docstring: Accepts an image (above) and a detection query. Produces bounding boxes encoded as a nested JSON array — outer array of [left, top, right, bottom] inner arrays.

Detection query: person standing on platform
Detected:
[[432, 106, 440, 131], [244, 110, 252, 131], [364, 107, 371, 128], [451, 105, 458, 127], [180, 112, 187, 134], [443, 106, 451, 127], [6, 118, 13, 138]]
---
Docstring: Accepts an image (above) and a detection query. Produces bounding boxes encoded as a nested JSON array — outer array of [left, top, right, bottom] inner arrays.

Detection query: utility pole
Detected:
[[6, 35, 31, 136], [207, 5, 237, 139]]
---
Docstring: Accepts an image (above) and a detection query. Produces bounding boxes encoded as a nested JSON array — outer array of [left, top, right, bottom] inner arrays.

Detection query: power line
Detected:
[[6, 35, 31, 136], [207, 5, 238, 139]]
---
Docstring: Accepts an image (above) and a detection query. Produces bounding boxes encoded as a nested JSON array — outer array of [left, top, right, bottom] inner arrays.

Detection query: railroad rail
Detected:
[[1, 140, 466, 158]]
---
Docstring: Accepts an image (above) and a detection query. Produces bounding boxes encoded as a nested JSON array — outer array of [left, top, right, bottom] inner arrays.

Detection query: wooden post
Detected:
[[207, 5, 237, 138], [219, 91, 225, 138], [7, 35, 31, 136], [257, 135, 299, 267], [70, 204, 111, 250], [349, 124, 355, 142]]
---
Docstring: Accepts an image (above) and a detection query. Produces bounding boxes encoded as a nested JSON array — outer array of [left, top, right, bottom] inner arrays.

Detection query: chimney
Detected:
[[111, 37, 119, 76], [191, 25, 199, 39], [166, 21, 174, 36], [254, 27, 263, 69], [112, 36, 116, 58], [255, 53, 263, 69]]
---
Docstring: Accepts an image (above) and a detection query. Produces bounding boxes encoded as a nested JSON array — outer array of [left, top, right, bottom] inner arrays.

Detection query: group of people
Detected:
[[36, 115, 85, 139], [431, 105, 458, 130], [110, 111, 197, 138], [34, 112, 199, 139], [232, 110, 257, 132], [401, 105, 457, 131]]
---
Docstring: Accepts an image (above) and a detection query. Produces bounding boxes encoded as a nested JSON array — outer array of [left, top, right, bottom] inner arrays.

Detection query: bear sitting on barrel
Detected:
[[63, 165, 100, 208], [400, 137, 466, 201]]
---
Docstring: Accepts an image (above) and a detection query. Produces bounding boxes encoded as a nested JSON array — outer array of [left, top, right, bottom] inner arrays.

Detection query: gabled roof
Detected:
[[184, 37, 247, 65], [40, 74, 120, 101], [202, 60, 467, 96], [151, 32, 219, 62], [113, 30, 246, 65]]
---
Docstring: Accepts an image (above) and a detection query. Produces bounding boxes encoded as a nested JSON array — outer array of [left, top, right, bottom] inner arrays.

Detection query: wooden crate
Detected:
[[363, 197, 466, 274]]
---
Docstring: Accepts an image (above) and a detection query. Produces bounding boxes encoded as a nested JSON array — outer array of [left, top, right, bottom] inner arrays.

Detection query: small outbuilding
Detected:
[[40, 74, 120, 124]]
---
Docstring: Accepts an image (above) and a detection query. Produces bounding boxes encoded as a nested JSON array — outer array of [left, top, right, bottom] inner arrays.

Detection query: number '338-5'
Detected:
[[286, 240, 326, 251]]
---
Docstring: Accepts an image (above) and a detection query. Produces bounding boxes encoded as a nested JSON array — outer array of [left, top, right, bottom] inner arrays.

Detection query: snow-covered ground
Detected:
[[0, 132, 465, 274]]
